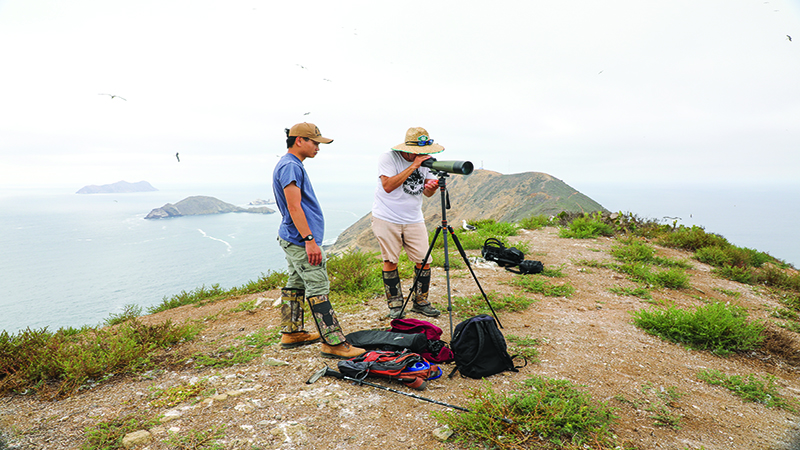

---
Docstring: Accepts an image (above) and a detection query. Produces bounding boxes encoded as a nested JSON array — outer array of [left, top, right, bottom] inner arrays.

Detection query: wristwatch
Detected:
[[302, 234, 314, 242]]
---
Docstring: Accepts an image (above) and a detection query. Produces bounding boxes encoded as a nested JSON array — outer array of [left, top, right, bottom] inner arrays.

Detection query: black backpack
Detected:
[[481, 238, 524, 267], [506, 260, 545, 275], [448, 314, 526, 379]]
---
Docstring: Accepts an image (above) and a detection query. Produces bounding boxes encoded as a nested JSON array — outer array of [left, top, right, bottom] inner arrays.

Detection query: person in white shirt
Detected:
[[372, 127, 445, 319]]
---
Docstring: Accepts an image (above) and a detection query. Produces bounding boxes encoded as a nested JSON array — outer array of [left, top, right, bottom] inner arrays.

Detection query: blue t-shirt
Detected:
[[272, 153, 324, 246]]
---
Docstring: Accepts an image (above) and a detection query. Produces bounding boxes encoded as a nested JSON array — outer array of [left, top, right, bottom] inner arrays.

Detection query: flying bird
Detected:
[[99, 93, 126, 101], [175, 152, 180, 162], [304, 112, 310, 115], [788, 35, 792, 42], [462, 220, 477, 231]]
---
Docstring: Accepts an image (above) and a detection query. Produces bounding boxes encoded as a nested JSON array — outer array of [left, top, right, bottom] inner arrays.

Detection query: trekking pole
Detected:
[[306, 365, 513, 424]]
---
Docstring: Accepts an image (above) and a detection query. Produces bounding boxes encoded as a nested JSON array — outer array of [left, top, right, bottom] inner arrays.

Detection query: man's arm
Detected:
[[284, 181, 322, 266], [380, 154, 431, 193]]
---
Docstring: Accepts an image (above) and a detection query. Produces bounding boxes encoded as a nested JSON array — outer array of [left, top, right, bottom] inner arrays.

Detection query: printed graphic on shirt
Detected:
[[403, 170, 424, 196]]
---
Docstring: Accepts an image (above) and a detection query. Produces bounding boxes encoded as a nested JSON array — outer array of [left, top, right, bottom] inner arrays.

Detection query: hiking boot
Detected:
[[280, 330, 321, 349], [320, 342, 366, 359], [411, 303, 441, 317], [387, 307, 405, 320]]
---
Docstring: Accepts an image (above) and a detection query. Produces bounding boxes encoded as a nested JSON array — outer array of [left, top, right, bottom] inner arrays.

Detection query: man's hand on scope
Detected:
[[410, 154, 432, 170]]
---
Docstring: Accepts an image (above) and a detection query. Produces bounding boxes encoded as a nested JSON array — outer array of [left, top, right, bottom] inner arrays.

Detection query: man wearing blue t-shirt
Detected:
[[272, 122, 365, 359]]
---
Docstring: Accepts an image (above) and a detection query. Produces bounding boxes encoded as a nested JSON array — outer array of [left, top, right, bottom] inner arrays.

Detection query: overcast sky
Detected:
[[1, 0, 798, 191]]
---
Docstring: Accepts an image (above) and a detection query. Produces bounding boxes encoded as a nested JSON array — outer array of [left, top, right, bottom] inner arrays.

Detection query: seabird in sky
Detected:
[[175, 152, 180, 162], [99, 93, 126, 101]]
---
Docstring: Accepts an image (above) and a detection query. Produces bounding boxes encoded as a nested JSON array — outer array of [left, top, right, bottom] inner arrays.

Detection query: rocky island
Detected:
[[144, 196, 275, 219], [76, 180, 158, 194]]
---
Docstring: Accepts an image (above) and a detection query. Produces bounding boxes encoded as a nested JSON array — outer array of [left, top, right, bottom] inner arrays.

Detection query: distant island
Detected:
[[77, 180, 158, 194], [145, 196, 275, 219]]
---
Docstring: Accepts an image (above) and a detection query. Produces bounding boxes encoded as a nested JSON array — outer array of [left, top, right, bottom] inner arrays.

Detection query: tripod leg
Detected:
[[448, 226, 504, 329]]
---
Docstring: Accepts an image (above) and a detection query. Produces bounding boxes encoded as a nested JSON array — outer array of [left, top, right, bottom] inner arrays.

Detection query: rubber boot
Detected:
[[279, 288, 320, 348], [411, 268, 440, 317], [305, 293, 365, 359], [383, 269, 405, 319]]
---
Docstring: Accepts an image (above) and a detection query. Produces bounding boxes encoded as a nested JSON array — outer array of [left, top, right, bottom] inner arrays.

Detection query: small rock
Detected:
[[160, 410, 182, 423], [433, 426, 453, 441], [234, 402, 256, 413], [122, 430, 152, 448], [264, 358, 289, 366]]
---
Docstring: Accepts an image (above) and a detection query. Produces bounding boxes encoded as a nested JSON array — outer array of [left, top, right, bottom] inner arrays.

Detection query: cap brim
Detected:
[[391, 143, 445, 155], [310, 137, 333, 144]]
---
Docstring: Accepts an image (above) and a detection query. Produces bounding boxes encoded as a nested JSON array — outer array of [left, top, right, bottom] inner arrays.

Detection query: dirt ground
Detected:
[[2, 227, 800, 450]]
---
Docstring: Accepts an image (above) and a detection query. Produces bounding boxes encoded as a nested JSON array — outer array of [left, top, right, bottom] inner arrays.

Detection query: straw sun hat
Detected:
[[391, 127, 445, 155]]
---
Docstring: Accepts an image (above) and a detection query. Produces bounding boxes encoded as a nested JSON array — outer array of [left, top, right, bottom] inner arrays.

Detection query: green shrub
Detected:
[[231, 270, 288, 295], [559, 214, 614, 239], [695, 246, 732, 267], [657, 226, 729, 251], [327, 250, 383, 299], [0, 320, 198, 396], [104, 304, 143, 327], [518, 214, 551, 230], [609, 286, 653, 300], [713, 266, 756, 285], [470, 219, 519, 236], [616, 263, 691, 289], [611, 239, 656, 263], [697, 369, 795, 411], [453, 292, 537, 317], [83, 411, 161, 450], [435, 376, 617, 449], [632, 302, 765, 356], [507, 276, 575, 297], [149, 284, 227, 314]]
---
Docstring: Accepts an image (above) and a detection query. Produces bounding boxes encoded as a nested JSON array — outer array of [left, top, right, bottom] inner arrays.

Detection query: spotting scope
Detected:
[[420, 158, 474, 175]]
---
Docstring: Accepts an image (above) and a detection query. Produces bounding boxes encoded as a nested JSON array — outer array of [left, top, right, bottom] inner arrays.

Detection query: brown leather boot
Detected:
[[320, 341, 366, 359], [280, 330, 321, 349]]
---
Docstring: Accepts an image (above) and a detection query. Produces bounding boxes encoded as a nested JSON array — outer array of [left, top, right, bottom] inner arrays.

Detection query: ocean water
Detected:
[[0, 184, 373, 335], [1, 181, 797, 335]]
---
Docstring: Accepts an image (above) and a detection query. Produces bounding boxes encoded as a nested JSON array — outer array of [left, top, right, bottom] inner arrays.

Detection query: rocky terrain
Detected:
[[2, 226, 799, 450]]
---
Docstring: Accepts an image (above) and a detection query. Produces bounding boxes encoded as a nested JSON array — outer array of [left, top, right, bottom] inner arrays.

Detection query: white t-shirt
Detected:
[[372, 151, 437, 224]]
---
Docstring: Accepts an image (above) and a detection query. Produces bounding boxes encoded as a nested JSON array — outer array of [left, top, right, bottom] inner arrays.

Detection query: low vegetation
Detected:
[[697, 369, 796, 412], [631, 302, 765, 356], [435, 376, 618, 450]]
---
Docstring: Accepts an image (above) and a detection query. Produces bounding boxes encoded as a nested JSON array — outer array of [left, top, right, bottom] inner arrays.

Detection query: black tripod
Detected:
[[397, 170, 502, 337]]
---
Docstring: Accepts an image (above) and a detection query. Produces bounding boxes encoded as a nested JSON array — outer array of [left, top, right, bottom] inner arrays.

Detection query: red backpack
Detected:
[[389, 318, 455, 363], [337, 350, 442, 390]]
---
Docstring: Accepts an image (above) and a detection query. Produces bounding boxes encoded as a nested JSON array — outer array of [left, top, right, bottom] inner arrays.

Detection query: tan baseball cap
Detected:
[[288, 122, 333, 144]]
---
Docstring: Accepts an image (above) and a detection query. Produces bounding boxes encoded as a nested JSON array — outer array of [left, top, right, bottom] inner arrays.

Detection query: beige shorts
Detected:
[[371, 216, 432, 265]]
